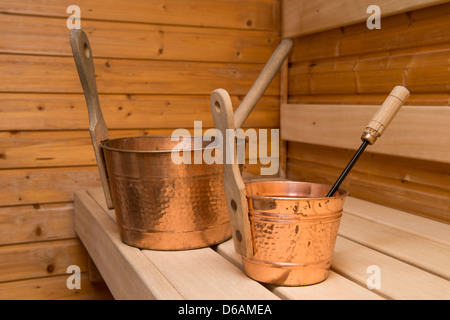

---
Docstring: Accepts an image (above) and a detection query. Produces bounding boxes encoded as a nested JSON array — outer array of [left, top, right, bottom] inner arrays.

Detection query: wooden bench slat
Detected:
[[270, 271, 384, 300], [344, 196, 450, 246], [332, 236, 450, 300], [216, 238, 384, 300], [339, 212, 450, 280], [143, 248, 279, 300], [74, 190, 183, 300]]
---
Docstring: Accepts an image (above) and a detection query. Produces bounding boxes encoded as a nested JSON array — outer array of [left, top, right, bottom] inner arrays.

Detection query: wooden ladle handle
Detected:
[[70, 29, 114, 209], [233, 38, 292, 129], [361, 86, 410, 144]]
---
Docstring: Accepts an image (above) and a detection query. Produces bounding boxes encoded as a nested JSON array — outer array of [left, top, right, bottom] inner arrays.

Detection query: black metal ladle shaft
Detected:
[[326, 86, 410, 197], [326, 140, 369, 197]]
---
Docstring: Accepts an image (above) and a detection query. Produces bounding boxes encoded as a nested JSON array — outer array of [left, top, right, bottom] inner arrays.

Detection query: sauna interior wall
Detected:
[[0, 0, 281, 299], [285, 2, 450, 222]]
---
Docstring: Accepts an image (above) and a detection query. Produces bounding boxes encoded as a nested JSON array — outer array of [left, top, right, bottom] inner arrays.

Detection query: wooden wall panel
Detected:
[[0, 0, 281, 299], [281, 105, 450, 163], [282, 0, 449, 37], [285, 2, 450, 222], [0, 55, 280, 95], [0, 274, 113, 300], [0, 14, 279, 63], [0, 203, 76, 246], [0, 0, 280, 31], [0, 94, 278, 130]]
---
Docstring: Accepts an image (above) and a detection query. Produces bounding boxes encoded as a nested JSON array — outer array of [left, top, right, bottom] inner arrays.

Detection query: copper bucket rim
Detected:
[[100, 135, 219, 154], [245, 180, 349, 201]]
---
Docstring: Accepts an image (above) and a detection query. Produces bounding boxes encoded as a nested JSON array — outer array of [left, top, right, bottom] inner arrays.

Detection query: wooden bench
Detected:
[[74, 187, 450, 300]]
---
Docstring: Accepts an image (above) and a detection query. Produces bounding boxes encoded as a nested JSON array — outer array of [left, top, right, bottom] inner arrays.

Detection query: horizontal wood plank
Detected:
[[215, 239, 383, 300], [287, 159, 450, 222], [0, 239, 87, 282], [344, 197, 450, 246], [288, 93, 450, 106], [287, 141, 450, 192], [0, 13, 279, 63], [0, 202, 75, 246], [0, 166, 101, 206], [0, 127, 277, 169], [0, 163, 272, 208], [0, 0, 280, 31], [282, 0, 449, 37], [143, 248, 279, 300], [0, 54, 280, 95], [281, 104, 450, 163], [0, 93, 279, 130], [0, 273, 113, 300], [288, 49, 450, 95], [340, 213, 450, 280], [332, 236, 450, 300]]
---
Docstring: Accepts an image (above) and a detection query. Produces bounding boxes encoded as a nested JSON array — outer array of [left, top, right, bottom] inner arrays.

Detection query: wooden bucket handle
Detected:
[[70, 28, 115, 209]]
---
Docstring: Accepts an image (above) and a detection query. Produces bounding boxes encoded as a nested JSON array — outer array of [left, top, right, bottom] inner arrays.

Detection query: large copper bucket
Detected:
[[101, 136, 230, 250], [70, 29, 231, 250], [243, 181, 348, 286]]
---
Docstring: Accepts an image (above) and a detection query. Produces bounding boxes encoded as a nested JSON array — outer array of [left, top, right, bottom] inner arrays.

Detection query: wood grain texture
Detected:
[[0, 202, 75, 246], [0, 239, 87, 282], [0, 167, 101, 206], [332, 236, 450, 300], [0, 0, 280, 31], [287, 141, 450, 192], [281, 104, 450, 163], [287, 158, 450, 222], [288, 49, 450, 95], [0, 94, 279, 131], [0, 54, 280, 95], [216, 239, 384, 300], [282, 0, 449, 37], [0, 273, 113, 300], [0, 14, 279, 63]]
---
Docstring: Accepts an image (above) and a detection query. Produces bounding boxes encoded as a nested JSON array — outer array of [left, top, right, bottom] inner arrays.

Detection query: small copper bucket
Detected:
[[242, 181, 348, 286], [210, 88, 348, 286], [101, 136, 230, 250]]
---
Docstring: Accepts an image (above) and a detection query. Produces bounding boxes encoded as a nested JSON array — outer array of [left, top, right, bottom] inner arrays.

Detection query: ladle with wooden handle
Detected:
[[211, 39, 293, 257], [326, 86, 410, 197], [70, 28, 114, 209]]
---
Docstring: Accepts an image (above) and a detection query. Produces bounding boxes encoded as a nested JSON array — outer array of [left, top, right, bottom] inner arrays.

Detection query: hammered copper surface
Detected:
[[243, 181, 348, 286], [101, 136, 231, 250]]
